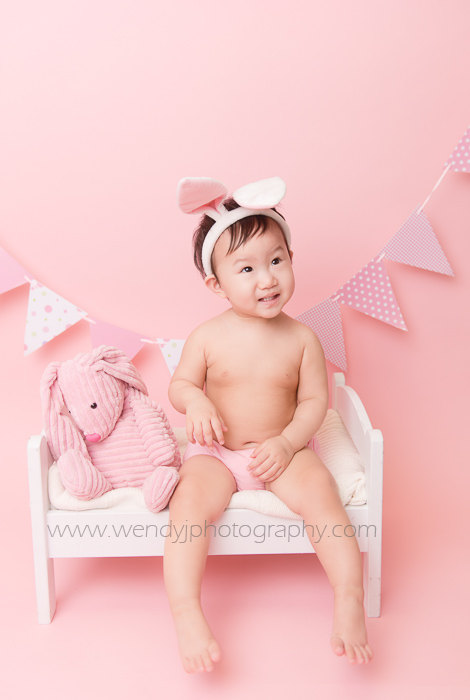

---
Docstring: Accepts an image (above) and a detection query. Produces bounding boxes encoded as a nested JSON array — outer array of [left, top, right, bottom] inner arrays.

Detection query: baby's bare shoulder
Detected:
[[185, 313, 226, 345], [286, 316, 324, 355]]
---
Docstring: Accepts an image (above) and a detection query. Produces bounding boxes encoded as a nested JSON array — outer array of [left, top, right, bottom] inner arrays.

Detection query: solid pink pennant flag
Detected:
[[296, 298, 347, 370], [0, 246, 30, 295], [381, 208, 454, 276], [89, 319, 146, 360], [334, 259, 407, 331], [444, 126, 470, 173]]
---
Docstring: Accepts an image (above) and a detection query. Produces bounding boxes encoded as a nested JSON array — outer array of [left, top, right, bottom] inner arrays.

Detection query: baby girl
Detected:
[[164, 176, 373, 673]]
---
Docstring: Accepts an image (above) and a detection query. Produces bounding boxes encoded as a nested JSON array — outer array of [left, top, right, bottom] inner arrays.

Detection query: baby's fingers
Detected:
[[202, 418, 215, 447], [211, 416, 225, 445], [186, 419, 195, 444]]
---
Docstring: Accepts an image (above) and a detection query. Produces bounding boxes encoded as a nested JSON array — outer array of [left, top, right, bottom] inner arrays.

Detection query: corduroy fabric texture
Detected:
[[40, 345, 181, 512]]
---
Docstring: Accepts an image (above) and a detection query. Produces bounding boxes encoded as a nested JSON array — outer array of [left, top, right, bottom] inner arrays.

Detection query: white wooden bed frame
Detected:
[[28, 372, 383, 623]]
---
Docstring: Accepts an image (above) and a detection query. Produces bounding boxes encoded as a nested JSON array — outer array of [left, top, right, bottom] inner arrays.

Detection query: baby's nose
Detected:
[[85, 433, 101, 443]]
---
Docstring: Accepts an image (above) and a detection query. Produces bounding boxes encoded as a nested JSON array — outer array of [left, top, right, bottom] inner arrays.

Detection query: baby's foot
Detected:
[[171, 600, 221, 673], [330, 587, 373, 664]]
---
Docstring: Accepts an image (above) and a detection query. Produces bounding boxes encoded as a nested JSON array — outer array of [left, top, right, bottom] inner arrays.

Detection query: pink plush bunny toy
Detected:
[[40, 345, 181, 512]]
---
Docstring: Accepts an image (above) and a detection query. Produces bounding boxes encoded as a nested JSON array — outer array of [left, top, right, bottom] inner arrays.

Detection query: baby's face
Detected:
[[207, 219, 295, 320]]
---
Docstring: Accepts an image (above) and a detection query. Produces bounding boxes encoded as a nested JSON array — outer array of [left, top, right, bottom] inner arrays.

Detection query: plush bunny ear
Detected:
[[40, 361, 87, 461], [177, 177, 228, 215], [233, 176, 286, 210], [91, 345, 148, 395]]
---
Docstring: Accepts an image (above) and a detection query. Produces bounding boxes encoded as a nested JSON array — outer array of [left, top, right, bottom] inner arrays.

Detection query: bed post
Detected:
[[27, 433, 56, 623], [363, 427, 383, 617]]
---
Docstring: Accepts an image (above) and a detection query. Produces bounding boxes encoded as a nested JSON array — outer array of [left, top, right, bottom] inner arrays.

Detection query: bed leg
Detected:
[[34, 555, 57, 624], [363, 545, 381, 617], [28, 434, 57, 623]]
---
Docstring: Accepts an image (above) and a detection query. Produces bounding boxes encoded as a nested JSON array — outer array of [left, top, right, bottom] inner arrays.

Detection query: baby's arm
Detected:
[[280, 327, 328, 452], [168, 326, 227, 447], [248, 327, 328, 480]]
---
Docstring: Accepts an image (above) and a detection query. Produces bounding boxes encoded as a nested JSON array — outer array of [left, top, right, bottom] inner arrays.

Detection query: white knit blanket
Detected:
[[48, 410, 366, 518]]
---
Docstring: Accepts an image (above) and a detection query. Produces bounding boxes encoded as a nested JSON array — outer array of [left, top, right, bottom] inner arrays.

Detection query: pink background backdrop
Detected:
[[1, 1, 469, 697]]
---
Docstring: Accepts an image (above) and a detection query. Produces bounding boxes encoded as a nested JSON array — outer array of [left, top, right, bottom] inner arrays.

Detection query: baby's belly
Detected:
[[206, 384, 297, 450]]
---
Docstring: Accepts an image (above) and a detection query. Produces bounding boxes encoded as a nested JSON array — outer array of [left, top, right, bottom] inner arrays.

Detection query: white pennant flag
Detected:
[[24, 280, 88, 355], [157, 338, 185, 376]]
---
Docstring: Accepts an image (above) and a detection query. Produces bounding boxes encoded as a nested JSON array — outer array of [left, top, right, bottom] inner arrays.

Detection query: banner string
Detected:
[[416, 163, 451, 215]]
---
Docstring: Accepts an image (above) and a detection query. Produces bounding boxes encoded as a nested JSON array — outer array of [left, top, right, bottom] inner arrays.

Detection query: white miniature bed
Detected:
[[28, 372, 383, 624]]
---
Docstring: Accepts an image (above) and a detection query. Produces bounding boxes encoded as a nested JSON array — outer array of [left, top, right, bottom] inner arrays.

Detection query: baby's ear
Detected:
[[204, 274, 228, 299]]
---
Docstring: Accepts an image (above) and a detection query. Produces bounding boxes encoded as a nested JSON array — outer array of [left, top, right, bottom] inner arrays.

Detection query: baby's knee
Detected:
[[169, 475, 225, 522]]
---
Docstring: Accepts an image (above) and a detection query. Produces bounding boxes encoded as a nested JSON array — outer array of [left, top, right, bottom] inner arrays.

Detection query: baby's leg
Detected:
[[163, 455, 236, 673], [266, 447, 373, 664]]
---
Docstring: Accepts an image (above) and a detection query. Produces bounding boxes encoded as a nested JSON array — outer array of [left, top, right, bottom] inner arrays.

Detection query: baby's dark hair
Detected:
[[192, 197, 290, 280]]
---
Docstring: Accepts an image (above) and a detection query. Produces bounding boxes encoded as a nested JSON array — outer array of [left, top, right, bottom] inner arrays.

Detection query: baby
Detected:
[[164, 177, 373, 673]]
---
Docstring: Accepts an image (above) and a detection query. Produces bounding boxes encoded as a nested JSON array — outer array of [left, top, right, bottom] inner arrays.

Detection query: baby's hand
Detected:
[[247, 435, 295, 482], [186, 397, 228, 448]]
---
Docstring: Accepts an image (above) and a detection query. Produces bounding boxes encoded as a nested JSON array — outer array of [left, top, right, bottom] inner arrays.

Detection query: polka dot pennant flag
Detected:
[[333, 259, 407, 331], [380, 208, 454, 276], [156, 338, 185, 376], [89, 319, 146, 360], [24, 280, 88, 355], [296, 298, 347, 370], [0, 246, 30, 295], [444, 126, 470, 173]]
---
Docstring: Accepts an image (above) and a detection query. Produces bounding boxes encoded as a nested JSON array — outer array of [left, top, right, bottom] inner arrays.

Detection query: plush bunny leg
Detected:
[[143, 466, 180, 513], [57, 449, 113, 499]]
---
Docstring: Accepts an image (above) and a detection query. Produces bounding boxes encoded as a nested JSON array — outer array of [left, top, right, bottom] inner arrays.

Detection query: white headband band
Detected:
[[176, 176, 291, 277]]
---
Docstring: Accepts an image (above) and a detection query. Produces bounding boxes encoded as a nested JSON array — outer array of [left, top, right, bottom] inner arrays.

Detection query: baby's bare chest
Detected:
[[205, 334, 302, 392]]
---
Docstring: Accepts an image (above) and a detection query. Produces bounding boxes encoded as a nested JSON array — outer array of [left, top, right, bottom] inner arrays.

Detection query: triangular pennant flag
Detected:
[[381, 208, 453, 276], [334, 259, 407, 331], [0, 246, 30, 295], [157, 338, 185, 376], [24, 280, 88, 355], [89, 319, 146, 360], [296, 298, 347, 370], [444, 126, 470, 173]]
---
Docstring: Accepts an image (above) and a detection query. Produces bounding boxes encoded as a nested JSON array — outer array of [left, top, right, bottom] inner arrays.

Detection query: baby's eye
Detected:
[[271, 257, 282, 265], [240, 266, 253, 273], [90, 402, 98, 409]]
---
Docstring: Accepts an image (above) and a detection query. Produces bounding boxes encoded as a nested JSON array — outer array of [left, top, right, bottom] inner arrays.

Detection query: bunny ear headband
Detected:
[[176, 176, 291, 277]]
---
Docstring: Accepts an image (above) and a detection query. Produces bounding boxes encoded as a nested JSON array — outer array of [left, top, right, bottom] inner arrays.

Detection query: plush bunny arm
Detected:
[[46, 413, 89, 462], [127, 387, 181, 470], [40, 362, 89, 462]]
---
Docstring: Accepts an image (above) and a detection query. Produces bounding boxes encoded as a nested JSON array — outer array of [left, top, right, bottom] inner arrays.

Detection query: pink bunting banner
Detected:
[[0, 246, 30, 295], [444, 126, 470, 173], [1, 127, 463, 366], [24, 280, 88, 355], [381, 208, 454, 276], [157, 338, 185, 376], [88, 319, 146, 360], [296, 298, 347, 370], [333, 258, 407, 331]]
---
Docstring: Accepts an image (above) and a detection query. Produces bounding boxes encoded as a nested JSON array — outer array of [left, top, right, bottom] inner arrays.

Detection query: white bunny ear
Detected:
[[232, 176, 286, 210]]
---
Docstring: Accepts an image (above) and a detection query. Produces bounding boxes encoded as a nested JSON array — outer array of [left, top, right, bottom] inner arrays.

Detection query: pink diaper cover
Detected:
[[183, 440, 266, 492]]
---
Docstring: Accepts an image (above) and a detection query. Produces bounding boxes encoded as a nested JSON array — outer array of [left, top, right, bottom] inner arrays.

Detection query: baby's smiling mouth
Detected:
[[258, 293, 280, 302]]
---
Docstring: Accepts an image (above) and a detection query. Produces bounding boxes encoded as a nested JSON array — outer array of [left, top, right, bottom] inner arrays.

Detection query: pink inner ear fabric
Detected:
[[177, 177, 227, 214]]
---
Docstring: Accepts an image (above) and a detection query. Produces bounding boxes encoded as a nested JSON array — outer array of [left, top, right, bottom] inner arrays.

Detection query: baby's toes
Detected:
[[353, 645, 367, 663], [201, 650, 214, 672], [330, 634, 345, 656], [208, 639, 221, 663], [345, 642, 357, 663]]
